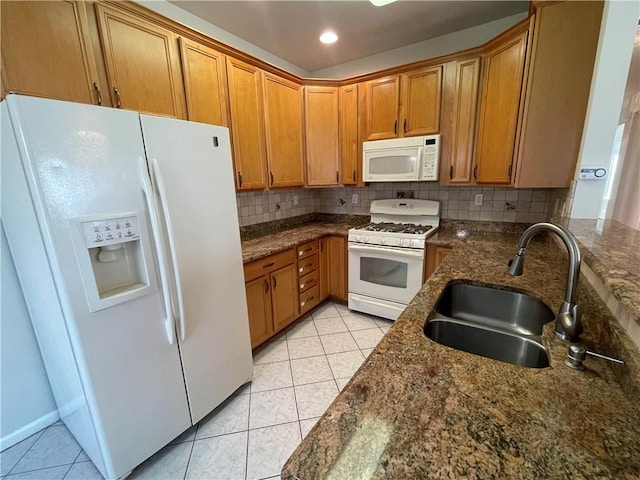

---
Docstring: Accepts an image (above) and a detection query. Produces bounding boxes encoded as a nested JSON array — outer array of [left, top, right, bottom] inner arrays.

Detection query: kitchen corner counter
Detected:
[[282, 231, 640, 479], [240, 217, 365, 263]]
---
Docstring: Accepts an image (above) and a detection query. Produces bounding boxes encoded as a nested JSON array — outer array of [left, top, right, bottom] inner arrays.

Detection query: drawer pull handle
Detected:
[[113, 87, 121, 108], [262, 262, 275, 268], [93, 82, 102, 105]]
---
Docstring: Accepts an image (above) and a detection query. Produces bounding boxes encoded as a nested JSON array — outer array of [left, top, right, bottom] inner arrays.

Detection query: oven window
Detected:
[[360, 257, 408, 288]]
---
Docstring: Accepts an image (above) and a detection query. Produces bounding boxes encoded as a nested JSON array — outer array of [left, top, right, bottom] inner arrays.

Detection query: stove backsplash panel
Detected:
[[237, 183, 561, 227]]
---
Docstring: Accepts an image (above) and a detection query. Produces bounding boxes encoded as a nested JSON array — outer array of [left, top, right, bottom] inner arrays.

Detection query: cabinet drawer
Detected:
[[244, 248, 296, 282], [297, 254, 318, 276], [298, 270, 319, 293], [297, 240, 318, 260], [299, 285, 320, 315]]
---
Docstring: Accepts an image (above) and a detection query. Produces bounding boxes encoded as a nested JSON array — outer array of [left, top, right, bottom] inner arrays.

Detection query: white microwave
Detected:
[[363, 135, 440, 182]]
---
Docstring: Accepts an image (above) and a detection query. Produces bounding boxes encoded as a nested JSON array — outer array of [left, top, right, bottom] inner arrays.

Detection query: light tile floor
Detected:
[[1, 302, 392, 480]]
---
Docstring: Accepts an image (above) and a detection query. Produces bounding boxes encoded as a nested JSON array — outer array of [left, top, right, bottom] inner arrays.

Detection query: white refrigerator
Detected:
[[1, 95, 253, 479]]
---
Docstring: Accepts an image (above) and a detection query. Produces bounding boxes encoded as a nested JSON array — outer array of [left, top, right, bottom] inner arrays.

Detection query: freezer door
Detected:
[[139, 114, 253, 423], [2, 95, 191, 479]]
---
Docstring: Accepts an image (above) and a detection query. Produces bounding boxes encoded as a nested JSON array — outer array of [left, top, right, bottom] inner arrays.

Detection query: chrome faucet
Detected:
[[508, 222, 582, 341]]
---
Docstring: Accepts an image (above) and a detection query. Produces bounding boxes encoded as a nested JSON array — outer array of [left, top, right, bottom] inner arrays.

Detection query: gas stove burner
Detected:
[[356, 222, 434, 235]]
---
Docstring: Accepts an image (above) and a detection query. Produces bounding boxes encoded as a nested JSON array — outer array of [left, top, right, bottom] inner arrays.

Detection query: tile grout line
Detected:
[[181, 436, 196, 480], [3, 428, 46, 477]]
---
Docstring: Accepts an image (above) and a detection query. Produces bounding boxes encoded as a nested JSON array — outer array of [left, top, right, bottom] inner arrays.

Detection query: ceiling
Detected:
[[169, 1, 529, 73]]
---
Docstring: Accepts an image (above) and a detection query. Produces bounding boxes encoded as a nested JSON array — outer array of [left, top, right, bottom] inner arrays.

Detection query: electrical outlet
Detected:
[[293, 195, 299, 206], [352, 194, 358, 204], [474, 194, 483, 206]]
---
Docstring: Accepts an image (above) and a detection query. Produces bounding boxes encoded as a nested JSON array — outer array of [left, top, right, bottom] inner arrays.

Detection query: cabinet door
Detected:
[[447, 58, 481, 184], [262, 73, 305, 188], [327, 236, 347, 301], [474, 31, 528, 184], [226, 57, 268, 190], [515, 1, 602, 188], [425, 245, 452, 280], [321, 236, 347, 302], [305, 86, 339, 186], [271, 264, 299, 332], [1, 1, 102, 104], [400, 66, 442, 136], [95, 4, 186, 118], [179, 38, 229, 126], [340, 84, 359, 186], [364, 76, 399, 140], [245, 276, 273, 348]]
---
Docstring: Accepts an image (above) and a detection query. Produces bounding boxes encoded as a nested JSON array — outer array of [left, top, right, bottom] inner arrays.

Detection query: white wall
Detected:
[[1, 225, 57, 450], [311, 12, 527, 78], [570, 0, 640, 219]]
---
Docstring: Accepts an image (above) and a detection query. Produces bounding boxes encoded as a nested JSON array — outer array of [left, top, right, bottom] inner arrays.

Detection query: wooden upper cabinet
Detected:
[[445, 58, 481, 184], [340, 84, 359, 186], [179, 38, 228, 126], [95, 4, 186, 118], [514, 1, 603, 188], [226, 57, 268, 190], [363, 68, 443, 141], [364, 76, 400, 140], [400, 66, 442, 136], [1, 1, 102, 104], [305, 86, 339, 187], [474, 29, 528, 185], [262, 72, 305, 188]]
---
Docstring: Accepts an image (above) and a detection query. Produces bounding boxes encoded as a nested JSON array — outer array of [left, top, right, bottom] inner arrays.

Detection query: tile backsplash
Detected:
[[237, 183, 560, 227]]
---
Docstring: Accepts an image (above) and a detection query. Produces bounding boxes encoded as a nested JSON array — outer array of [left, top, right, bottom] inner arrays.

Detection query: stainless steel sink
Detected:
[[424, 283, 554, 368], [425, 318, 551, 368], [434, 283, 555, 336]]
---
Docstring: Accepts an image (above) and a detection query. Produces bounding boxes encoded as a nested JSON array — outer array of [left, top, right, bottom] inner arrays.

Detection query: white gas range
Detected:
[[347, 199, 440, 321]]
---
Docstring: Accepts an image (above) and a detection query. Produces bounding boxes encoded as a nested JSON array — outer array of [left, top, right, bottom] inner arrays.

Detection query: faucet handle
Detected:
[[565, 344, 624, 370]]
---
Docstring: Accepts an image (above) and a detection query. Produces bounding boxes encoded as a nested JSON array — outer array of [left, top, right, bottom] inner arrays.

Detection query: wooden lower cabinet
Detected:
[[244, 238, 349, 348], [425, 244, 452, 280], [245, 276, 272, 348], [244, 249, 297, 348], [320, 235, 347, 302], [271, 264, 299, 332]]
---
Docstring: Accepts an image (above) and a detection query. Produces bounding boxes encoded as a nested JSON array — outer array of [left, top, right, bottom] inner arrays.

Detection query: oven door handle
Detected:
[[348, 243, 424, 259]]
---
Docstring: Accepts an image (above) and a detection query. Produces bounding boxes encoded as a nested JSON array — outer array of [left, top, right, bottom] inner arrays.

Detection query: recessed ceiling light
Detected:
[[370, 0, 397, 6], [319, 31, 338, 44]]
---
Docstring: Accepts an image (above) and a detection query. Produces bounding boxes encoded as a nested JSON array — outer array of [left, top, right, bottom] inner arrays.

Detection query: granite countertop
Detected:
[[282, 230, 640, 479], [240, 217, 365, 263]]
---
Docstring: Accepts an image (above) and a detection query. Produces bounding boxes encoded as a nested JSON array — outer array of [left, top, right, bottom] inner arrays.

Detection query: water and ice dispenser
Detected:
[[76, 213, 156, 311]]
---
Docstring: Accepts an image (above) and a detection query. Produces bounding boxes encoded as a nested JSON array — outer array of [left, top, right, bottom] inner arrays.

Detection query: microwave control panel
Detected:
[[420, 135, 440, 181]]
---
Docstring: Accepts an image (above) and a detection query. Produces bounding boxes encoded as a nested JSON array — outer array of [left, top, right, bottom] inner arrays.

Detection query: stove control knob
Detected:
[[381, 237, 386, 244], [364, 235, 369, 243], [399, 239, 406, 246], [411, 240, 419, 248], [356, 235, 362, 242]]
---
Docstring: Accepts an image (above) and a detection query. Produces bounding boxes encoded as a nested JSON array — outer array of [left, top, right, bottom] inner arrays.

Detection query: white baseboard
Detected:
[[0, 410, 59, 451]]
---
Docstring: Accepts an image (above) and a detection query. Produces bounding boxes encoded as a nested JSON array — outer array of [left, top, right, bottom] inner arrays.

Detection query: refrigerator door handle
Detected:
[[150, 158, 187, 341], [138, 157, 176, 346]]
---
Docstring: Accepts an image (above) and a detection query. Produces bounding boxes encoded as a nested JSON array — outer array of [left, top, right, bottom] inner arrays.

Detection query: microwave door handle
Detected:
[[138, 157, 175, 346], [348, 243, 424, 259]]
